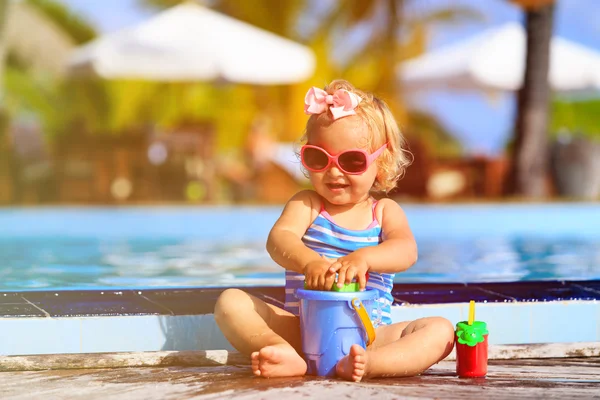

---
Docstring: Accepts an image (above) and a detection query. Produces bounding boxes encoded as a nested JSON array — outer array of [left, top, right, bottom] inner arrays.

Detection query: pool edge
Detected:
[[2, 342, 600, 372]]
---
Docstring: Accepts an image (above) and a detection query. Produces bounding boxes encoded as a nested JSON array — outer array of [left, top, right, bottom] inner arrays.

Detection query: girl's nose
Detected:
[[326, 163, 344, 176]]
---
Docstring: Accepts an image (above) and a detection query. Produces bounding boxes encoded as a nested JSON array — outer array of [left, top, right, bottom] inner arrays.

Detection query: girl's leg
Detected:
[[336, 317, 455, 381], [214, 288, 307, 378]]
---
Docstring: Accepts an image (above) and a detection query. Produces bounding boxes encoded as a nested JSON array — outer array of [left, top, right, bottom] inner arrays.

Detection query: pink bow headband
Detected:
[[304, 87, 362, 120]]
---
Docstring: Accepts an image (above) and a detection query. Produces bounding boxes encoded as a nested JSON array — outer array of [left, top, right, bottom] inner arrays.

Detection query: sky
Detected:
[[59, 0, 600, 156]]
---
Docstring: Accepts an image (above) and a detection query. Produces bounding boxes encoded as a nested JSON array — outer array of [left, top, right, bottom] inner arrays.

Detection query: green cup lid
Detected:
[[455, 321, 488, 347]]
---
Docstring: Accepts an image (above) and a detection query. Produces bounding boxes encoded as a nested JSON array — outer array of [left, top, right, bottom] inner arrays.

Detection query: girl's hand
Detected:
[[329, 253, 369, 291], [303, 257, 336, 290]]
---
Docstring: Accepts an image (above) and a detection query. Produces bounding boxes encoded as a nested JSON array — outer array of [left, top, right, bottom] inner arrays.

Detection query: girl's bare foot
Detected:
[[335, 344, 368, 382], [250, 344, 307, 378]]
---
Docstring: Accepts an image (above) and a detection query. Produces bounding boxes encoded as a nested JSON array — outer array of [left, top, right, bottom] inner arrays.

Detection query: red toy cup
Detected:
[[455, 321, 488, 378]]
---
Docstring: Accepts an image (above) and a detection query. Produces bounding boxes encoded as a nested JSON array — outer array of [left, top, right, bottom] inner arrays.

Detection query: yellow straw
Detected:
[[468, 300, 475, 325]]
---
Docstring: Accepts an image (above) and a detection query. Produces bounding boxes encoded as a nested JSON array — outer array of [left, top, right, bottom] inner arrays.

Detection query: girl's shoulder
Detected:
[[288, 190, 323, 222], [373, 197, 405, 224], [290, 189, 322, 207]]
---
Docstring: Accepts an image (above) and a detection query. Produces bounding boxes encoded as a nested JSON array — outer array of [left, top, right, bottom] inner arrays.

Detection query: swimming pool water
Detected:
[[1, 205, 599, 290]]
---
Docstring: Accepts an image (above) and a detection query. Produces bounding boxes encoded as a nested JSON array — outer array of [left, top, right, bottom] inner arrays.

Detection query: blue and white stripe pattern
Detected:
[[284, 206, 395, 326]]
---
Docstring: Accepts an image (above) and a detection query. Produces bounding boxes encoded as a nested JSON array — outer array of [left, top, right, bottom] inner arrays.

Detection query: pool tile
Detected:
[[472, 302, 532, 345], [391, 302, 534, 345], [138, 286, 285, 316], [527, 302, 599, 343], [476, 281, 596, 302], [391, 283, 513, 305], [138, 288, 225, 315], [80, 316, 166, 353], [21, 290, 164, 317], [574, 280, 600, 296], [0, 293, 48, 317], [391, 303, 463, 325], [159, 314, 235, 351], [244, 286, 286, 307], [0, 293, 27, 304], [597, 300, 600, 341], [0, 318, 80, 355], [0, 303, 48, 317], [77, 314, 237, 354]]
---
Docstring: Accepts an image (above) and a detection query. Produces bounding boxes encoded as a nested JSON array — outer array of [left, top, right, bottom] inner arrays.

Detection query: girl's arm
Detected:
[[332, 198, 417, 287], [266, 190, 327, 274], [362, 198, 418, 273]]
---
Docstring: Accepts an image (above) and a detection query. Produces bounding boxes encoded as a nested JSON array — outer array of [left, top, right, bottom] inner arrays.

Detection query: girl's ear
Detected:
[[373, 171, 382, 191]]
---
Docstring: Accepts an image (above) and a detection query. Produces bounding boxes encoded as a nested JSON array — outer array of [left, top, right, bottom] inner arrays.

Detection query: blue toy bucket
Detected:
[[296, 288, 378, 377]]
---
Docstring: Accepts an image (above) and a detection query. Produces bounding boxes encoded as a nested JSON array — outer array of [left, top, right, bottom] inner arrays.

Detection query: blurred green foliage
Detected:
[[3, 0, 485, 155], [550, 98, 600, 140], [3, 0, 97, 140], [25, 0, 97, 44]]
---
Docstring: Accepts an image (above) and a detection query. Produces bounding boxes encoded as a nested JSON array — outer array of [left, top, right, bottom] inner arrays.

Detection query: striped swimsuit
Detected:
[[284, 201, 395, 326]]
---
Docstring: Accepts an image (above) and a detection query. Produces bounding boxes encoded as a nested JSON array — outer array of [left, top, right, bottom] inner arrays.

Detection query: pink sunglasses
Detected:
[[300, 143, 387, 175]]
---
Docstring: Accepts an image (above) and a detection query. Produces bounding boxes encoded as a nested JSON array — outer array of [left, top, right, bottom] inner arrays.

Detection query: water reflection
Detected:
[[0, 235, 598, 290]]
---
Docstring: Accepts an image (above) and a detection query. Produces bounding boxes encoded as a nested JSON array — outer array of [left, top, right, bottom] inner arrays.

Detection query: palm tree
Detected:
[[506, 0, 556, 198], [135, 0, 479, 151], [307, 1, 483, 111]]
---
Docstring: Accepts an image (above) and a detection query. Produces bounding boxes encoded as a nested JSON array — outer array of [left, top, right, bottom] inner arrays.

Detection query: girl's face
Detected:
[[305, 116, 379, 206]]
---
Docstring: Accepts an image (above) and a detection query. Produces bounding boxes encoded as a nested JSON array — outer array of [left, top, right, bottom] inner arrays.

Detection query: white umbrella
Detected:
[[398, 22, 600, 93], [65, 2, 315, 84]]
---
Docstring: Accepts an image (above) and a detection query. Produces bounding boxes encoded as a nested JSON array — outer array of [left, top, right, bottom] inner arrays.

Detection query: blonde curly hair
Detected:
[[301, 79, 412, 193]]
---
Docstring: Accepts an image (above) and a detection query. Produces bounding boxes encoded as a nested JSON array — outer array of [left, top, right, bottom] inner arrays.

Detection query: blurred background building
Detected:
[[0, 0, 599, 205]]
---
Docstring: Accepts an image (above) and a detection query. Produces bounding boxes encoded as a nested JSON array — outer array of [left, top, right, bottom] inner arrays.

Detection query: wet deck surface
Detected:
[[2, 357, 599, 399]]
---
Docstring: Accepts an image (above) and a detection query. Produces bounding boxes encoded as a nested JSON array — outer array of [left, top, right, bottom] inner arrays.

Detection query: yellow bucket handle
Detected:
[[351, 298, 376, 346]]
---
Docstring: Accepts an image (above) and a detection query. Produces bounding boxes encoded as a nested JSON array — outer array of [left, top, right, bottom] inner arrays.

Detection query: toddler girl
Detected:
[[215, 79, 455, 382]]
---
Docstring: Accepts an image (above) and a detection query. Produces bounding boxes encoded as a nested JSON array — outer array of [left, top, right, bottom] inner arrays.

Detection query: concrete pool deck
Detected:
[[1, 281, 599, 398], [1, 355, 599, 399]]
